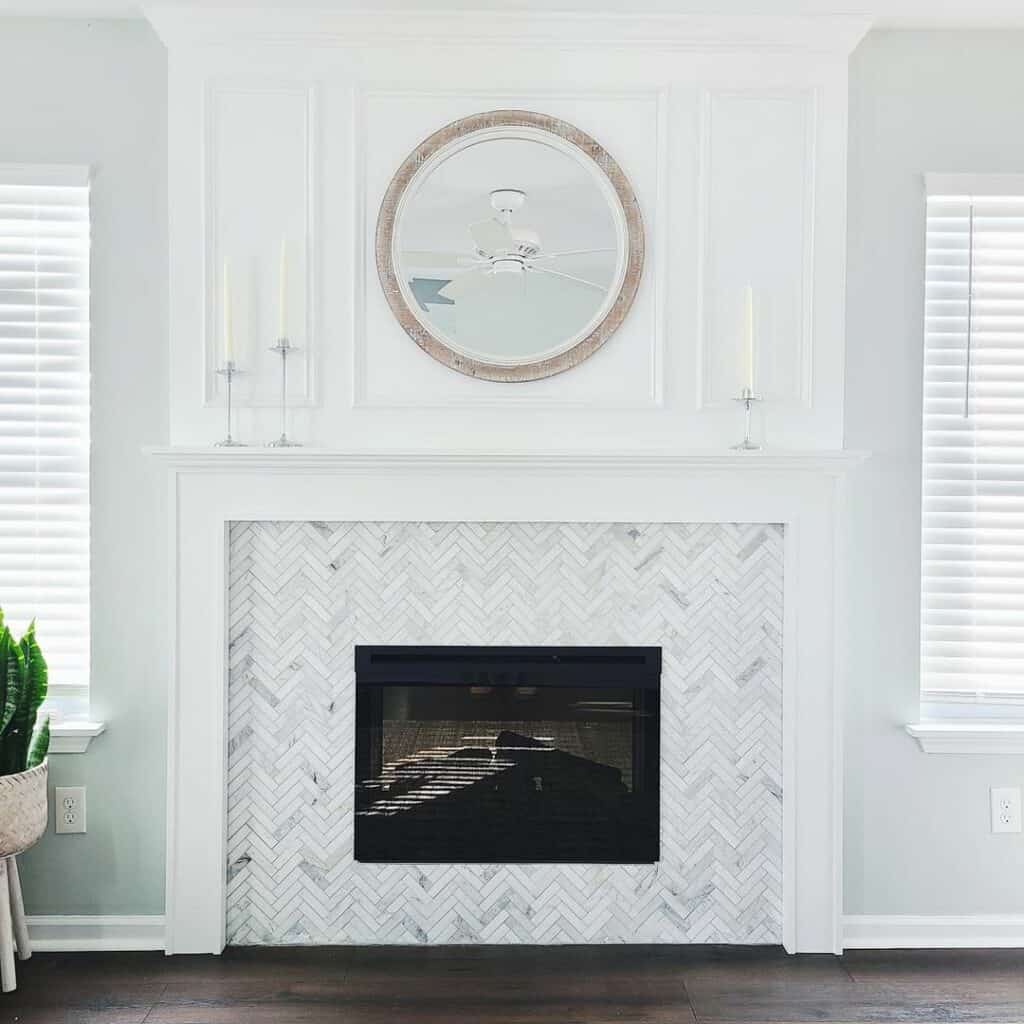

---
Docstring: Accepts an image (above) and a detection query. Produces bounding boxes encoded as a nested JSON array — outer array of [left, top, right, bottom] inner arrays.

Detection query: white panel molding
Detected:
[[800, 88, 819, 410], [843, 915, 1024, 948], [146, 10, 871, 56], [352, 86, 667, 412], [26, 916, 165, 952], [158, 6, 857, 449], [696, 88, 817, 413], [203, 79, 318, 408]]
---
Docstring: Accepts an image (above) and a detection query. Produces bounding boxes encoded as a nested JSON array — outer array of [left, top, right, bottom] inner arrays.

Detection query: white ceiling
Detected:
[[6, 0, 1024, 28]]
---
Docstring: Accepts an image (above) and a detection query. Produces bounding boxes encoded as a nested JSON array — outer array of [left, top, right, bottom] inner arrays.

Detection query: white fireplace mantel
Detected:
[[153, 445, 865, 955], [147, 447, 866, 474]]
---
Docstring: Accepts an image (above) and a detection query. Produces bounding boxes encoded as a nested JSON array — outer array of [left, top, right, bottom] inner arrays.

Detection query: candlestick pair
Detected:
[[213, 336, 302, 448]]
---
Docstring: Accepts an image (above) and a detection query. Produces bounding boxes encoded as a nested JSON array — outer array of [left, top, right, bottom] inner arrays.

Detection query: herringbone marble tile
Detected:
[[226, 522, 783, 945]]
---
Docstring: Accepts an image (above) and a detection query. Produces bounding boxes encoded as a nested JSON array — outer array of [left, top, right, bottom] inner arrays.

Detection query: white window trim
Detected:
[[910, 173, 1024, 753], [906, 721, 1024, 755], [49, 722, 106, 755], [925, 172, 1024, 198]]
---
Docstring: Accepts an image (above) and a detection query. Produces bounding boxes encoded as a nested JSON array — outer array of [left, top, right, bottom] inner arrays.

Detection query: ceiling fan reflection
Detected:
[[402, 188, 612, 300]]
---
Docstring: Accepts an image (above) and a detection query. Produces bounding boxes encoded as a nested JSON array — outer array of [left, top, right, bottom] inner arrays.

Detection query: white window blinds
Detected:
[[922, 174, 1024, 702], [0, 166, 90, 716]]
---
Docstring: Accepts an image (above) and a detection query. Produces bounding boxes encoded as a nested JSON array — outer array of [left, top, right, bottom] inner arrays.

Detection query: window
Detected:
[[922, 174, 1024, 707], [0, 166, 90, 720]]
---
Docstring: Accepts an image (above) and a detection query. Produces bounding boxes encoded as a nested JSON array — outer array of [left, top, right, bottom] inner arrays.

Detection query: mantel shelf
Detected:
[[145, 446, 869, 475]]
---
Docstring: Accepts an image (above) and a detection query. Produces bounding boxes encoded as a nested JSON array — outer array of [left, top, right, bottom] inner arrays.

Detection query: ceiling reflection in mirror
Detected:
[[378, 114, 643, 380], [397, 136, 622, 367]]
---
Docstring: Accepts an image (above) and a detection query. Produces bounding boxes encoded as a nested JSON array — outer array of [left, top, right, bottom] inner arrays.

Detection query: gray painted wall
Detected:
[[0, 19, 169, 916], [844, 29, 1024, 916]]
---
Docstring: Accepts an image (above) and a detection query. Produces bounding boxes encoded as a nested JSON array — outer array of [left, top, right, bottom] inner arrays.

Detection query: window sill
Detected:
[[906, 721, 1024, 755], [49, 722, 106, 755]]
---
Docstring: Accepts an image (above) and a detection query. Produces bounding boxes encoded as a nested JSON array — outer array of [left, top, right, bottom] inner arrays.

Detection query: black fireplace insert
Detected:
[[354, 645, 660, 864]]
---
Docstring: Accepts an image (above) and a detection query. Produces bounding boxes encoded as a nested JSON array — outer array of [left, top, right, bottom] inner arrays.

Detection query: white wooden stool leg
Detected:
[[0, 859, 16, 992], [7, 857, 30, 961]]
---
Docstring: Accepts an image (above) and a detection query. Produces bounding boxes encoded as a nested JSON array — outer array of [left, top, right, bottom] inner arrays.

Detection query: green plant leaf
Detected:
[[26, 715, 49, 769], [4, 622, 48, 775], [19, 621, 47, 724], [1, 632, 23, 737], [0, 616, 51, 775], [0, 626, 11, 736], [0, 637, 25, 775]]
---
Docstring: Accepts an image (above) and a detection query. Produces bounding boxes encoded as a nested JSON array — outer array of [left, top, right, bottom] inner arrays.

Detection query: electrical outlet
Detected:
[[55, 786, 86, 835], [991, 787, 1022, 834]]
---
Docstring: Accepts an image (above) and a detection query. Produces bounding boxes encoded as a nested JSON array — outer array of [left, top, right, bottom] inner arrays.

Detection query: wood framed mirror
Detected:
[[376, 110, 644, 382]]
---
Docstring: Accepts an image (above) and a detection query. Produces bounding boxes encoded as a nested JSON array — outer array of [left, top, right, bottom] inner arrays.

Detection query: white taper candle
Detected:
[[223, 261, 234, 363], [743, 284, 754, 392], [277, 237, 287, 340]]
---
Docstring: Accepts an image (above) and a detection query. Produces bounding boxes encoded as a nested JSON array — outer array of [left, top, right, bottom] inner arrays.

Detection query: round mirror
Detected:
[[376, 110, 644, 382]]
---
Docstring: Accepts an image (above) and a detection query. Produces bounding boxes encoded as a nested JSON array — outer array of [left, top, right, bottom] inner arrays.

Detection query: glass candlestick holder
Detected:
[[731, 387, 762, 451], [214, 361, 247, 447], [267, 337, 302, 448]]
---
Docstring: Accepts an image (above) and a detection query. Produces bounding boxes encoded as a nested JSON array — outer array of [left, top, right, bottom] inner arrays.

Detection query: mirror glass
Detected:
[[377, 114, 643, 381]]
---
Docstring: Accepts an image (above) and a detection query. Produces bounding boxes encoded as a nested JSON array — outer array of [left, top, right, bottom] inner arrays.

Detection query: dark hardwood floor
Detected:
[[1, 945, 1022, 1023]]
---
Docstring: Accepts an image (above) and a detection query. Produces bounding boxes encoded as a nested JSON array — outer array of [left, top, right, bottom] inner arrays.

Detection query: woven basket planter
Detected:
[[0, 763, 47, 859]]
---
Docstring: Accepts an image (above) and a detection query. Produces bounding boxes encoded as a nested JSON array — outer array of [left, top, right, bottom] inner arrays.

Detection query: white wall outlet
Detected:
[[55, 786, 86, 835], [991, 786, 1022, 834]]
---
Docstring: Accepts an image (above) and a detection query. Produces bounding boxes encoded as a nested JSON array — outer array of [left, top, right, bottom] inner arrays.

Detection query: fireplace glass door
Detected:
[[354, 646, 660, 863]]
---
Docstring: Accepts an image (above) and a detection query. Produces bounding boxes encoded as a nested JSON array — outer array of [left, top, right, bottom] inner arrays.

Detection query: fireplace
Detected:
[[354, 645, 661, 864]]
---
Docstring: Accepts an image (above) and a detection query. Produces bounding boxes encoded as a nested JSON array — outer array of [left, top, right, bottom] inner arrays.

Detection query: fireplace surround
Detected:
[[156, 448, 859, 953], [353, 645, 661, 864]]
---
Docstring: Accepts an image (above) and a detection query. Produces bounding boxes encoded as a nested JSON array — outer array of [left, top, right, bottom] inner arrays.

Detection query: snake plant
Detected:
[[0, 612, 50, 776]]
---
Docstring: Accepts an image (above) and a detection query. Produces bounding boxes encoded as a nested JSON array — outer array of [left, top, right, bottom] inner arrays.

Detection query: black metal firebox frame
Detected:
[[354, 645, 661, 865]]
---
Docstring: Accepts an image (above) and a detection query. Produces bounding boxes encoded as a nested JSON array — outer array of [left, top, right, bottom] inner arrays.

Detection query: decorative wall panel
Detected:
[[205, 83, 316, 407], [699, 90, 816, 409], [357, 90, 664, 409], [226, 521, 783, 944]]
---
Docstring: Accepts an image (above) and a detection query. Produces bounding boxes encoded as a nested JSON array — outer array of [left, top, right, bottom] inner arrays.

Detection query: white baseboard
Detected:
[[21, 913, 1024, 953], [26, 915, 165, 952], [844, 914, 1024, 949]]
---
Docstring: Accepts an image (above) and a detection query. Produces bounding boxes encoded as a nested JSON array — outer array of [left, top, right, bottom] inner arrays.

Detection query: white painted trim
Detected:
[[48, 722, 107, 755], [145, 446, 868, 476], [155, 455, 856, 954], [844, 914, 1024, 949], [144, 9, 871, 56], [26, 915, 165, 952], [0, 164, 91, 187], [925, 172, 1024, 198], [905, 721, 1024, 755]]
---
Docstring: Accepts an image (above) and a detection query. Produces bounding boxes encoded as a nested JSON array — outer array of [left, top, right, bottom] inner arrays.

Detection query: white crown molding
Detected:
[[145, 446, 869, 476], [844, 914, 1024, 948], [906, 720, 1024, 755], [144, 7, 872, 56], [10, 1, 1024, 31], [26, 915, 165, 952]]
